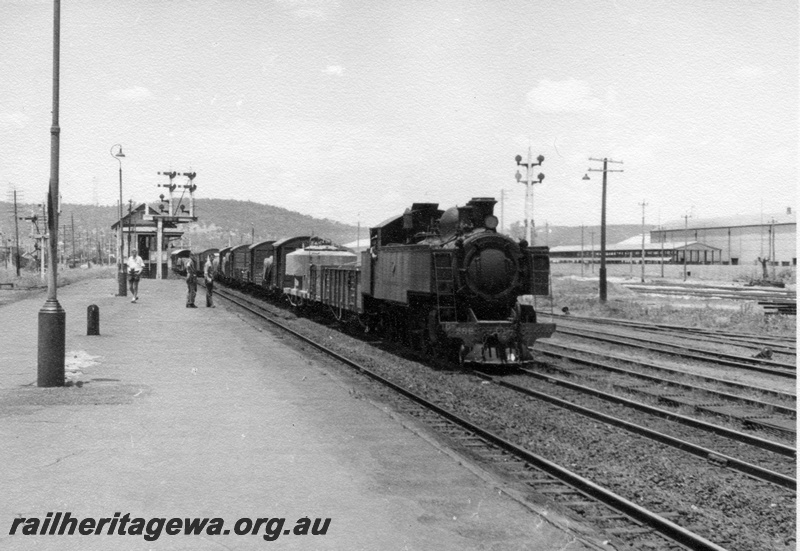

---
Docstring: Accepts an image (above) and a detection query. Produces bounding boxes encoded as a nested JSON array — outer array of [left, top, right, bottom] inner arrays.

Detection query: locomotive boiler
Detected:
[[362, 197, 555, 364]]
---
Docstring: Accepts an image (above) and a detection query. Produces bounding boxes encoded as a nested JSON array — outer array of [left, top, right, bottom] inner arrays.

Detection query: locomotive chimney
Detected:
[[467, 198, 498, 228]]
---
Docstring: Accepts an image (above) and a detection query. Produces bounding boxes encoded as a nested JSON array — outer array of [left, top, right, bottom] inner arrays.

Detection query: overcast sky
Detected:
[[1, 0, 796, 229]]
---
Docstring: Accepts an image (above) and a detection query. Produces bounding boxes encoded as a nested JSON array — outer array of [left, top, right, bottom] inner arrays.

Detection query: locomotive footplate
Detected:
[[441, 321, 556, 364]]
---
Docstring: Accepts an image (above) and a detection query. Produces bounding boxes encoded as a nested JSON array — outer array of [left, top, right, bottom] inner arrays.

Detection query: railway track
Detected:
[[536, 341, 796, 436], [541, 312, 796, 355], [620, 283, 796, 303], [474, 369, 795, 489], [550, 325, 796, 378], [211, 283, 735, 551]]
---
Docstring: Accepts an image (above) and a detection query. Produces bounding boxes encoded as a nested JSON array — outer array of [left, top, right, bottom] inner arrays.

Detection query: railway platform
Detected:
[[0, 277, 602, 551]]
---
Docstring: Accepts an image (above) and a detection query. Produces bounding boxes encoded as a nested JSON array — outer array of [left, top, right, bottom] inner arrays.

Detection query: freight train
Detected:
[[198, 197, 555, 365]]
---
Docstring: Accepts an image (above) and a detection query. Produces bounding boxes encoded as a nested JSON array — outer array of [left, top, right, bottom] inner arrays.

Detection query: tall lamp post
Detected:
[[38, 0, 65, 386], [514, 148, 544, 245], [585, 157, 624, 302], [111, 144, 126, 296]]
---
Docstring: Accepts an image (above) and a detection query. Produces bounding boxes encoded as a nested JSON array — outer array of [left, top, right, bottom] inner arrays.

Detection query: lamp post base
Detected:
[[37, 299, 66, 387], [599, 266, 607, 302], [117, 270, 127, 296]]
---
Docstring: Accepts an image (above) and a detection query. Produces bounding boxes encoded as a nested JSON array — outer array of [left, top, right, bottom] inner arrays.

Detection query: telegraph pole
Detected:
[[682, 212, 692, 281], [500, 189, 506, 233], [580, 224, 585, 277], [769, 218, 777, 279], [11, 188, 22, 276], [37, 0, 65, 387], [585, 158, 624, 302], [639, 200, 648, 282]]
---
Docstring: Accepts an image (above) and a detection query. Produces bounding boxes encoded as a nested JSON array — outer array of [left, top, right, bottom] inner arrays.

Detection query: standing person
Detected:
[[204, 253, 217, 308], [262, 255, 273, 289], [185, 256, 198, 308], [126, 249, 145, 303]]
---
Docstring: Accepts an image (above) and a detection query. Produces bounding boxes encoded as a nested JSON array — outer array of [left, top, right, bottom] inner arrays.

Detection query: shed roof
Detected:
[[660, 210, 796, 231], [549, 241, 721, 254]]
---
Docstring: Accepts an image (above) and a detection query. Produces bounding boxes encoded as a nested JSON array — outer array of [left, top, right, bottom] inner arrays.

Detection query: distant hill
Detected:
[[0, 198, 360, 253], [0, 198, 648, 257], [187, 199, 360, 249]]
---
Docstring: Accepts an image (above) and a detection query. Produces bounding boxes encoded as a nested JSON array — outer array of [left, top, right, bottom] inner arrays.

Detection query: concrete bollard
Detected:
[[87, 304, 100, 336]]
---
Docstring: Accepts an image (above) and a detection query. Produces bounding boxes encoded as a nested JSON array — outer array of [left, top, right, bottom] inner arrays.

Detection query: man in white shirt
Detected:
[[204, 254, 218, 308], [126, 249, 145, 302]]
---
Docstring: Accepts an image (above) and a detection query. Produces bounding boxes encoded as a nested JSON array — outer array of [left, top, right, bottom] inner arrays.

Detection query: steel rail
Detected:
[[622, 283, 796, 296], [555, 325, 796, 369], [518, 366, 796, 457], [545, 314, 797, 355], [541, 312, 797, 348], [212, 285, 730, 551], [554, 327, 796, 378], [620, 283, 796, 300], [538, 341, 796, 413], [474, 371, 796, 490]]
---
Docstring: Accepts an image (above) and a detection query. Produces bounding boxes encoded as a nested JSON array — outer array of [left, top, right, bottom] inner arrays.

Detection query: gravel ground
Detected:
[[227, 288, 796, 551], [505, 370, 795, 477]]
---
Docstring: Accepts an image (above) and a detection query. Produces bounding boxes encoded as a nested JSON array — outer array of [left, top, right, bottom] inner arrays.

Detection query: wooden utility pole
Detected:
[[13, 189, 21, 276], [586, 158, 624, 302], [639, 200, 648, 282], [770, 218, 777, 279], [682, 212, 692, 281], [580, 224, 585, 277]]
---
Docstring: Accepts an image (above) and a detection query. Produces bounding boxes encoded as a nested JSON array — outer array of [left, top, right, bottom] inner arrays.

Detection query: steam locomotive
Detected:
[[361, 197, 554, 364], [211, 196, 555, 366]]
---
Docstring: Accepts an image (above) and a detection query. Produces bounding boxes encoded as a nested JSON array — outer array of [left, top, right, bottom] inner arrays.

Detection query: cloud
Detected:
[[0, 112, 29, 129], [109, 86, 152, 101], [323, 65, 343, 76], [275, 0, 338, 19], [613, 133, 671, 164], [526, 79, 603, 113], [293, 8, 325, 18], [734, 65, 764, 79]]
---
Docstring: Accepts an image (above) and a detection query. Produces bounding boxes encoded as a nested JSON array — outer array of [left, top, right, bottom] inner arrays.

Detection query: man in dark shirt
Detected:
[[185, 256, 197, 308]]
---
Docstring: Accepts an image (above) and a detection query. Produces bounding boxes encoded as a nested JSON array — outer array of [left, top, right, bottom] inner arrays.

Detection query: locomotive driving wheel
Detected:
[[426, 310, 462, 365]]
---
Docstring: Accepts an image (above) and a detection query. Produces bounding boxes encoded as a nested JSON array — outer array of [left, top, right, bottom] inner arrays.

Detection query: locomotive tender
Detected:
[[213, 196, 555, 365]]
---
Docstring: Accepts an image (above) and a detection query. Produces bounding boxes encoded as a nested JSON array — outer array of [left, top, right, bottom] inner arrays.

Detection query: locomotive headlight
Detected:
[[484, 215, 499, 230]]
